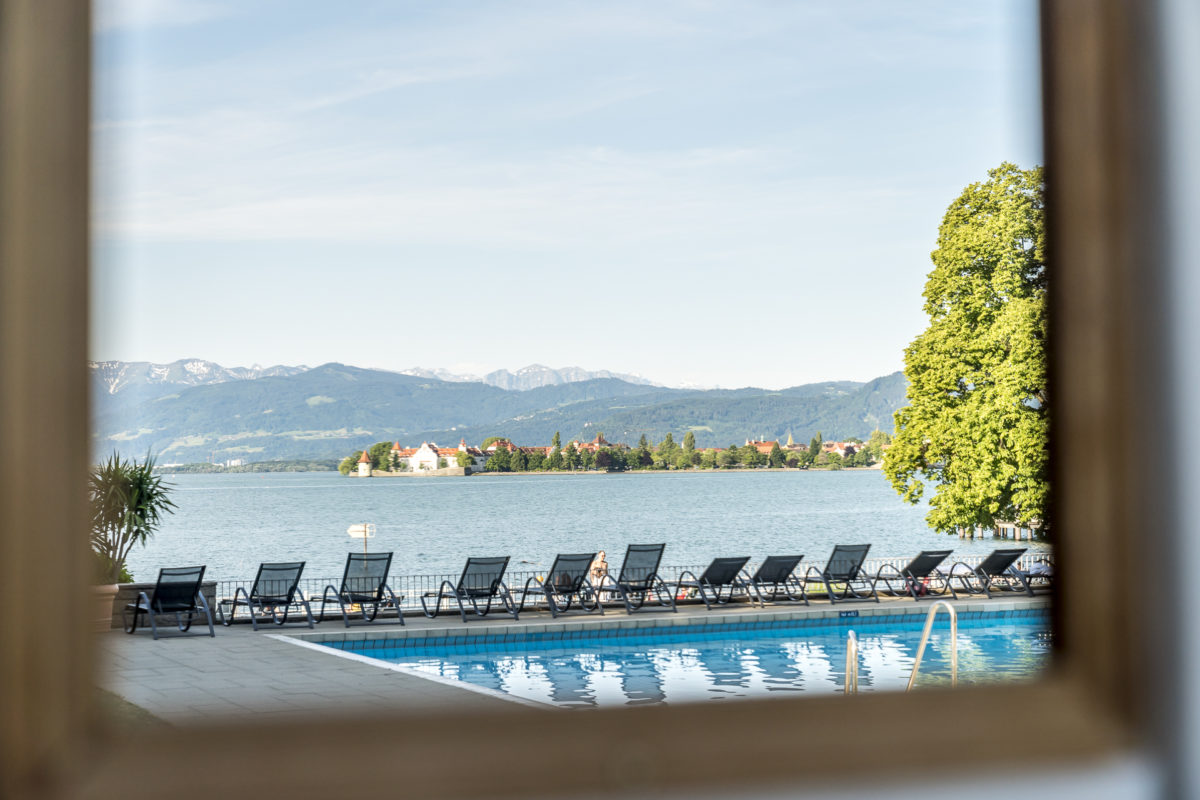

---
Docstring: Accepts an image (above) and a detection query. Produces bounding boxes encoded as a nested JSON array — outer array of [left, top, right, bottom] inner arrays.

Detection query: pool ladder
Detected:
[[842, 600, 958, 695], [907, 600, 957, 691], [843, 630, 859, 695]]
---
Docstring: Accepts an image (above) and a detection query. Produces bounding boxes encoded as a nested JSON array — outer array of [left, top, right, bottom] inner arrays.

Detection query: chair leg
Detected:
[[197, 593, 215, 637]]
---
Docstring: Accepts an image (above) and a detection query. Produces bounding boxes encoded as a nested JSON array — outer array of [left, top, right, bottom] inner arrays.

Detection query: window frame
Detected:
[[0, 1, 1154, 796]]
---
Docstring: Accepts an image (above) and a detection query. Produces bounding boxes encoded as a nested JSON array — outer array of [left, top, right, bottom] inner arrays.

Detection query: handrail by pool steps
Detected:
[[906, 600, 957, 691], [844, 629, 859, 695]]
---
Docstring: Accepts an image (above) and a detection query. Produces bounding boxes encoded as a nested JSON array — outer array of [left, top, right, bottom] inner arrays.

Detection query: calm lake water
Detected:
[[126, 470, 1050, 584]]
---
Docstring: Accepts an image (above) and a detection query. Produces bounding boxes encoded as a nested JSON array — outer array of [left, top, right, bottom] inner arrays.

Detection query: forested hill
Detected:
[[91, 362, 907, 464]]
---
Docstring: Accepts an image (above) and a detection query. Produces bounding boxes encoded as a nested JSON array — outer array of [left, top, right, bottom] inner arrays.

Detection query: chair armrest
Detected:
[[127, 590, 153, 611], [674, 570, 699, 591], [427, 579, 457, 597], [874, 563, 903, 580]]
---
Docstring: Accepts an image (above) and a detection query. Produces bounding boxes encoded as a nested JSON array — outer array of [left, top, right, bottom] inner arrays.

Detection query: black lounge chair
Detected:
[[422, 556, 518, 622], [874, 550, 957, 601], [745, 555, 807, 604], [596, 544, 677, 614], [802, 545, 880, 604], [517, 552, 603, 618], [950, 548, 1034, 598], [123, 565, 215, 639], [218, 561, 314, 630], [674, 556, 754, 609], [317, 552, 403, 627]]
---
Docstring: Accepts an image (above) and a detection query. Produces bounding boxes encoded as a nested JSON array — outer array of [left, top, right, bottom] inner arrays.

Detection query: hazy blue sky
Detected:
[[92, 0, 1041, 389]]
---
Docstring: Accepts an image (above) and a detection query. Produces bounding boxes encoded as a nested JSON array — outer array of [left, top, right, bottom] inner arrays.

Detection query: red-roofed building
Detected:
[[821, 441, 857, 458], [567, 433, 627, 454], [485, 439, 553, 457], [386, 439, 488, 472], [744, 437, 780, 456]]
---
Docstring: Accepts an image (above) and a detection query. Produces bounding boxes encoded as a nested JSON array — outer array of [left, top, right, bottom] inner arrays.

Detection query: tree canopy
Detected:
[[884, 162, 1048, 534]]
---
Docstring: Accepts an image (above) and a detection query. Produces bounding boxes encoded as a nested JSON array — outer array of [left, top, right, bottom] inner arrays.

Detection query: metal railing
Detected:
[[212, 552, 1051, 615], [906, 600, 958, 691]]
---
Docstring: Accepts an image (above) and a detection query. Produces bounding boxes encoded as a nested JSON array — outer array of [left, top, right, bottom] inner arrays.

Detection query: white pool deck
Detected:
[[97, 592, 1051, 726]]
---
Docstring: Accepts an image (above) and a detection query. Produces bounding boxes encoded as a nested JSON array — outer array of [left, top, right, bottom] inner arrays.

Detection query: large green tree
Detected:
[[806, 432, 822, 467], [884, 162, 1048, 534], [367, 441, 393, 470]]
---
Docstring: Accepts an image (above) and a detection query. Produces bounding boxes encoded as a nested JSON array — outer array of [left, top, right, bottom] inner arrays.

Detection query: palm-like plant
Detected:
[[89, 452, 177, 584]]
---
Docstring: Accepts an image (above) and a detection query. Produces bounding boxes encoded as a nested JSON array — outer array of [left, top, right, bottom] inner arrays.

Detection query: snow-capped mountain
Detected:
[[90, 359, 310, 396], [400, 364, 658, 391], [398, 367, 482, 383], [483, 364, 658, 391]]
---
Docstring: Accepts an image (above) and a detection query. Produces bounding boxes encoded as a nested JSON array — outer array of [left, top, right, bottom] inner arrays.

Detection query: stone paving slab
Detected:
[[97, 592, 1050, 726]]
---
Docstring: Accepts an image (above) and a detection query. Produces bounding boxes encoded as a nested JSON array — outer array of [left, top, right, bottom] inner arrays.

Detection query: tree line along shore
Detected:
[[337, 429, 893, 475]]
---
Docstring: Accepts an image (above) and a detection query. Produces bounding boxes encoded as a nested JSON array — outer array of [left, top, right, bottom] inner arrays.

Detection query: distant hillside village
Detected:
[[339, 430, 893, 476]]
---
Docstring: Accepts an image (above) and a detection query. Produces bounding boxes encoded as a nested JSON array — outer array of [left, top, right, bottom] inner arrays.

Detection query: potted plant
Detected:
[[89, 452, 177, 631]]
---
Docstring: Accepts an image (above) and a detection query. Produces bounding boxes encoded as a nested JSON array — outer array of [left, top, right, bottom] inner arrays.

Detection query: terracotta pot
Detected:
[[92, 584, 118, 632]]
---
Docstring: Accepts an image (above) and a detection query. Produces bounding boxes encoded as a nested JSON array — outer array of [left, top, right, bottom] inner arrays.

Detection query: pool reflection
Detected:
[[377, 617, 1050, 708]]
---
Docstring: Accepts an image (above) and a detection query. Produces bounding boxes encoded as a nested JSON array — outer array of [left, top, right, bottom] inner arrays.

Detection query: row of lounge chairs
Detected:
[[121, 544, 1050, 639]]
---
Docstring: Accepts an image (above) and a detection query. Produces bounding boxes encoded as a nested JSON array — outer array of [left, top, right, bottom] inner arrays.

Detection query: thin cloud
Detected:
[[94, 0, 233, 33]]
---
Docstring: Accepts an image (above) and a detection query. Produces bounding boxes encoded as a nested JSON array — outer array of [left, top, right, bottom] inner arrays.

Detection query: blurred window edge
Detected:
[[0, 1, 1178, 798]]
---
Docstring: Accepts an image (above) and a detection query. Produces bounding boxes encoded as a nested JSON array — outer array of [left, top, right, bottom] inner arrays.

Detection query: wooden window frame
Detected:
[[0, 1, 1158, 797]]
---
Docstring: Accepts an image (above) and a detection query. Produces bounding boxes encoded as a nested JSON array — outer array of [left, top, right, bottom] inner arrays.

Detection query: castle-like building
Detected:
[[387, 439, 488, 471]]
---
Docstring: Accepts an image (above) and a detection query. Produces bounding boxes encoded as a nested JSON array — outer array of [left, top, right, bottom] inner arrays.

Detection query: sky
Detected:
[[91, 0, 1042, 390]]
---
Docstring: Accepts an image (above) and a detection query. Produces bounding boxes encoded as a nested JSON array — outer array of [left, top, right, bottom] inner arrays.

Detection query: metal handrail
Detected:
[[906, 600, 957, 691], [844, 630, 859, 695]]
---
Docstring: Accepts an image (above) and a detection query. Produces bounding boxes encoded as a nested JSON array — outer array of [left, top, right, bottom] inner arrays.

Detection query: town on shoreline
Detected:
[[338, 429, 893, 477]]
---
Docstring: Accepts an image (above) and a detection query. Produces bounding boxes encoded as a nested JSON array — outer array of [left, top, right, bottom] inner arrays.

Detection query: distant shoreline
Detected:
[[159, 462, 883, 477], [468, 466, 883, 477], [157, 460, 338, 475]]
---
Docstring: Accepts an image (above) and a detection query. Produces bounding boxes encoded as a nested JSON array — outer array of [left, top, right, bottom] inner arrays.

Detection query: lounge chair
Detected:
[[949, 548, 1034, 598], [802, 545, 880, 604], [517, 552, 603, 618], [122, 565, 215, 639], [317, 552, 403, 627], [218, 561, 314, 630], [595, 544, 677, 614], [674, 556, 754, 609], [873, 550, 956, 601], [744, 555, 807, 604], [421, 556, 518, 622]]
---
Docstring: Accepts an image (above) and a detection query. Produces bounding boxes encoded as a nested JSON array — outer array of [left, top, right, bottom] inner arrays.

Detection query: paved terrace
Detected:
[[98, 592, 1051, 726]]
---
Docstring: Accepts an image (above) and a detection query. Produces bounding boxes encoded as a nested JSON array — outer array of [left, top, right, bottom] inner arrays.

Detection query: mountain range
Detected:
[[89, 360, 908, 464], [400, 364, 657, 391]]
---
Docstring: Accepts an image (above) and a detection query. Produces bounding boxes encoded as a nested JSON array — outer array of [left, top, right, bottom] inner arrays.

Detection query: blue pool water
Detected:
[[324, 610, 1050, 708]]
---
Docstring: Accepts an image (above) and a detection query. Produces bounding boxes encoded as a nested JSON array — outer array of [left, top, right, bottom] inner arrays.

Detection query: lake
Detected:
[[125, 470, 1050, 584]]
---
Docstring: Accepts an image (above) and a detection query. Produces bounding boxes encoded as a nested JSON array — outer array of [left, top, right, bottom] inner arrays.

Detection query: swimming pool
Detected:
[[318, 609, 1050, 708]]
